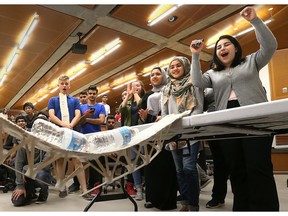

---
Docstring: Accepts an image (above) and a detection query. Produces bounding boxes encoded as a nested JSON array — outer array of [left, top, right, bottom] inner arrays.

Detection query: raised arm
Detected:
[[240, 7, 277, 70], [189, 35, 212, 89]]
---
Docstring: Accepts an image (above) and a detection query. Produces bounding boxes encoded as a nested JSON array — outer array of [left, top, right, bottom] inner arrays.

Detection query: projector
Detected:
[[72, 43, 87, 54]]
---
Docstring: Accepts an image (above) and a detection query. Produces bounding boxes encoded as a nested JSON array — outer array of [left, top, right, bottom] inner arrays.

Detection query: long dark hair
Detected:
[[213, 35, 246, 71]]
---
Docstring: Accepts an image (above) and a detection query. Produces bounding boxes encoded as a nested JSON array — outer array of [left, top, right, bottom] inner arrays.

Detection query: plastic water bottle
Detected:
[[59, 127, 88, 151], [86, 126, 139, 153], [31, 119, 88, 152]]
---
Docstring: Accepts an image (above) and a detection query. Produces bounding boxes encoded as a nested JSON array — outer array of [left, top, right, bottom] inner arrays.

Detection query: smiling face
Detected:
[[132, 81, 143, 95], [169, 60, 184, 79], [150, 68, 163, 86], [88, 89, 97, 103], [216, 38, 237, 68], [16, 117, 27, 129]]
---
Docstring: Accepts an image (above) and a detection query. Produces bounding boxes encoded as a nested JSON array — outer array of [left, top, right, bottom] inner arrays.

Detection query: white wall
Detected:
[[259, 64, 277, 146], [259, 64, 271, 101]]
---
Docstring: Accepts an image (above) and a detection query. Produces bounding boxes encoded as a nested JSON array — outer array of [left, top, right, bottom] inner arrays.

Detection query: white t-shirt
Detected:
[[100, 103, 110, 123]]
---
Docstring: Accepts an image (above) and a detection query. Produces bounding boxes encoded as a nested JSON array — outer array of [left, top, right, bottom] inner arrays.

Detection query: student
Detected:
[[77, 85, 106, 196], [23, 102, 37, 130], [48, 75, 92, 200], [139, 66, 178, 210], [190, 6, 279, 211], [106, 115, 116, 130], [79, 91, 88, 105], [68, 90, 88, 193], [114, 107, 121, 125], [11, 115, 52, 206], [119, 80, 146, 201], [161, 56, 204, 211], [99, 94, 110, 123], [204, 88, 229, 209]]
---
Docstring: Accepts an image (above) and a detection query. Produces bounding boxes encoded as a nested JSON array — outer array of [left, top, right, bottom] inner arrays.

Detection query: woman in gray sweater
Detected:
[[190, 7, 279, 211]]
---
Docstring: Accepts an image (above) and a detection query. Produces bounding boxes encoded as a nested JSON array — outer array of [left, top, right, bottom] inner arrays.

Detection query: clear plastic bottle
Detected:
[[31, 119, 88, 152], [86, 126, 139, 153], [32, 119, 139, 153]]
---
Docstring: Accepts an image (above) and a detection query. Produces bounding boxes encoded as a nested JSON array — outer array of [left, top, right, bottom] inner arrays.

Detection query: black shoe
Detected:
[[68, 183, 80, 193], [144, 202, 154, 208], [26, 193, 38, 205], [31, 193, 38, 200], [188, 205, 199, 211], [206, 199, 225, 208], [35, 194, 47, 204], [59, 189, 68, 198], [50, 176, 57, 186]]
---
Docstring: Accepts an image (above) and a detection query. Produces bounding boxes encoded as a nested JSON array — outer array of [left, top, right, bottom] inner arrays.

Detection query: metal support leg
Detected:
[[83, 166, 138, 211]]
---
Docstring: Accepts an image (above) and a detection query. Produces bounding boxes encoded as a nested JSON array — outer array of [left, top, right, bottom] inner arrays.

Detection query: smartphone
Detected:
[[191, 39, 204, 48]]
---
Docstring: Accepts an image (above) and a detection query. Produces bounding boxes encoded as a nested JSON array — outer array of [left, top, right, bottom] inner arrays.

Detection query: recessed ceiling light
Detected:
[[168, 16, 178, 22]]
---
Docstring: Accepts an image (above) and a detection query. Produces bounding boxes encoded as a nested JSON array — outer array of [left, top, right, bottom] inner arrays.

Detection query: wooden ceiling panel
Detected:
[[0, 5, 82, 108], [15, 25, 155, 110], [180, 5, 288, 56], [111, 5, 228, 38]]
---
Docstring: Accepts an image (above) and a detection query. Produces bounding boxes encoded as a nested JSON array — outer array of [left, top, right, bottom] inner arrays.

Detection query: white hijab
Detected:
[[147, 66, 168, 116]]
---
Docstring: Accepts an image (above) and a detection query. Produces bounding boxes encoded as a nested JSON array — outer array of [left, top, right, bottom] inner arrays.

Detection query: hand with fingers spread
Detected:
[[12, 188, 26, 201]]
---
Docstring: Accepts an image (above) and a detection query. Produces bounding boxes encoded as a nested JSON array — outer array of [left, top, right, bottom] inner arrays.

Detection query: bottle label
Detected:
[[65, 131, 85, 151], [119, 127, 132, 145]]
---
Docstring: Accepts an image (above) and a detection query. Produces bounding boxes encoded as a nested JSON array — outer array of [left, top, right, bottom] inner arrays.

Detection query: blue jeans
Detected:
[[171, 141, 200, 207], [130, 146, 143, 188], [34, 169, 52, 198], [12, 169, 52, 206]]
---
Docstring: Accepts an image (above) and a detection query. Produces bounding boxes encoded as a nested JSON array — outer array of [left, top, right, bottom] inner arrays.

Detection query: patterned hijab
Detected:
[[162, 56, 197, 113]]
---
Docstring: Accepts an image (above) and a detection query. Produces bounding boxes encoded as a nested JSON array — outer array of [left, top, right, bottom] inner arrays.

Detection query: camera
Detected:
[[191, 39, 204, 48], [89, 108, 95, 112]]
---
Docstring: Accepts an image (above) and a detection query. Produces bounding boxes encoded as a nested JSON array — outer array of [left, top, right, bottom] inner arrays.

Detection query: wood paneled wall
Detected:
[[269, 48, 288, 171], [269, 48, 288, 100]]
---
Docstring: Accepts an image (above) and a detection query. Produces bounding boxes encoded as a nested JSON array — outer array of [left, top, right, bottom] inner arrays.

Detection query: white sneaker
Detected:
[[135, 191, 143, 201]]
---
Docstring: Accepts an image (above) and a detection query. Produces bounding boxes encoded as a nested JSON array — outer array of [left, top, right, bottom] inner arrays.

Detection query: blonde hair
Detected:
[[58, 75, 70, 81]]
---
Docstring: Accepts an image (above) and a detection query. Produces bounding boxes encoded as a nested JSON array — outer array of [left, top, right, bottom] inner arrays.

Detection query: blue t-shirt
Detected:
[[47, 95, 80, 127], [80, 103, 106, 134]]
